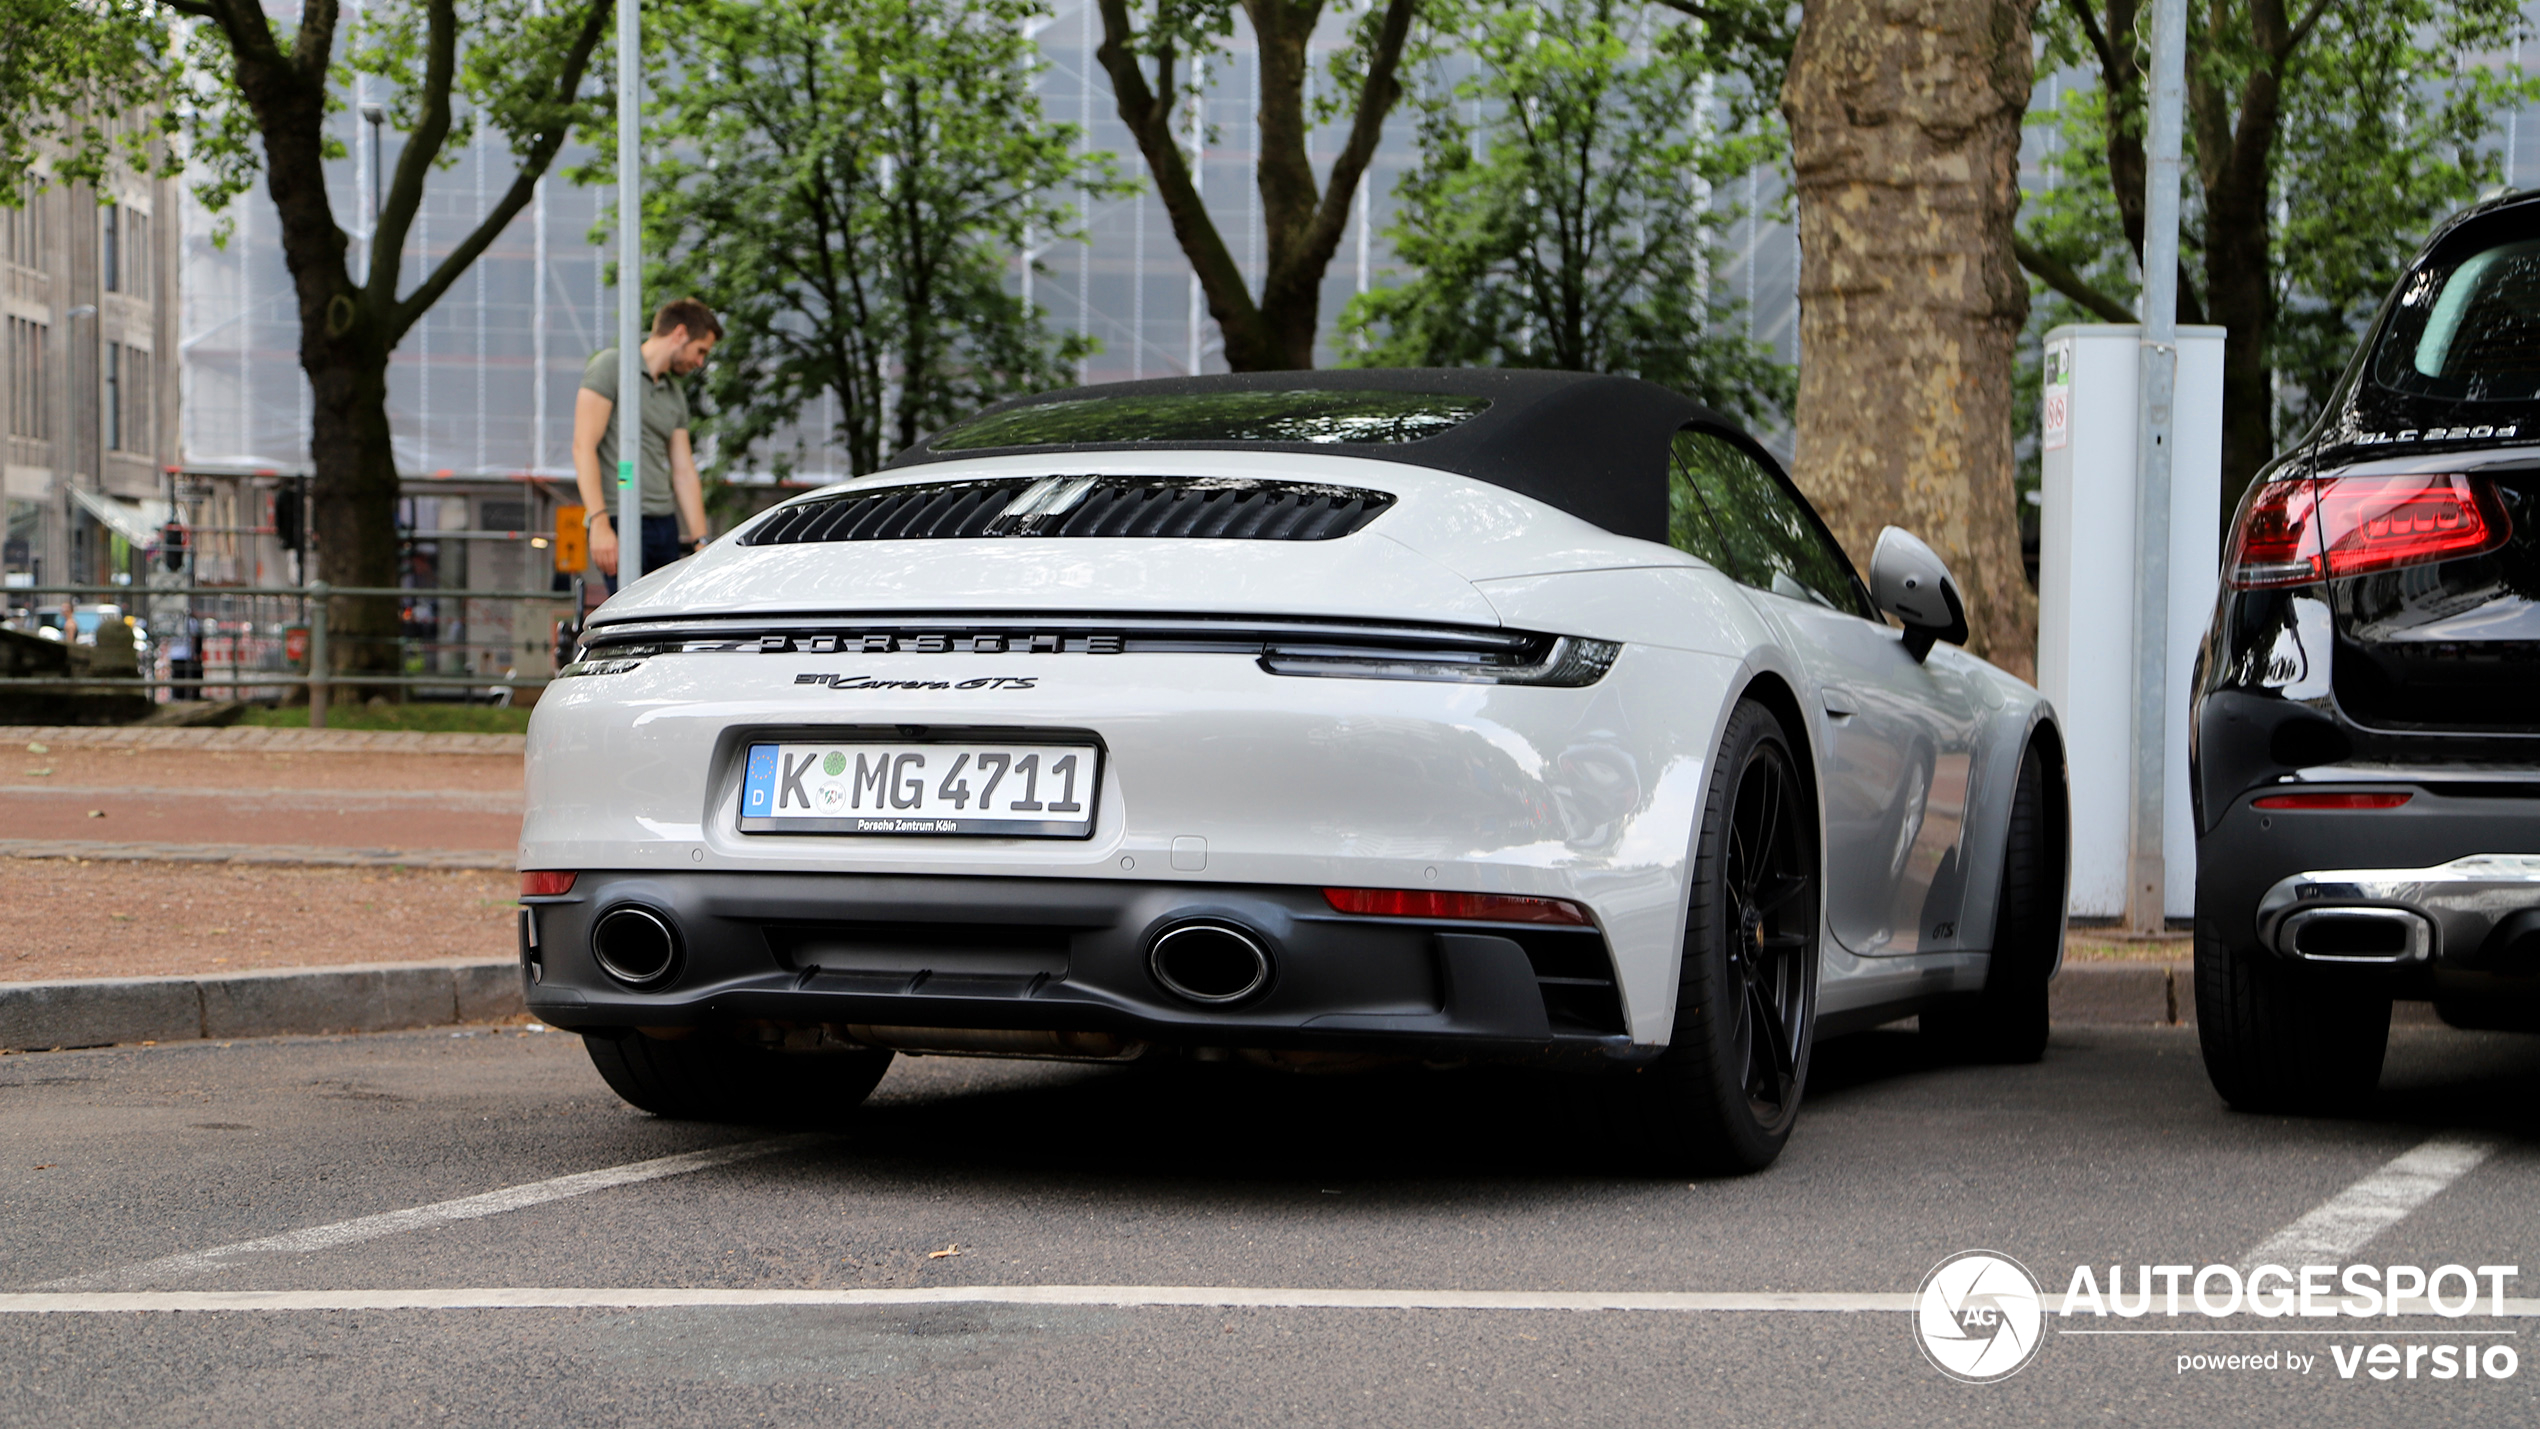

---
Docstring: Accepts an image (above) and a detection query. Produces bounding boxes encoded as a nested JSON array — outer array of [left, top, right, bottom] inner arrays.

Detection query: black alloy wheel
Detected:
[[1723, 727, 1815, 1122], [1629, 697, 1820, 1175]]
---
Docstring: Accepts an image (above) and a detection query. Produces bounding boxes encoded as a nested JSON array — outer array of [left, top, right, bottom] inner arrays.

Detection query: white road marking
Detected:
[[2, 1288, 1912, 1314], [2, 1288, 2535, 1317], [2238, 1132, 2502, 1271], [41, 1135, 823, 1292]]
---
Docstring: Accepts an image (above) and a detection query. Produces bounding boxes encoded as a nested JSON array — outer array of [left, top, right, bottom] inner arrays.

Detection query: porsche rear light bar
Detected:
[[2224, 473, 2510, 588], [2250, 791, 2413, 811], [1323, 887, 1594, 925]]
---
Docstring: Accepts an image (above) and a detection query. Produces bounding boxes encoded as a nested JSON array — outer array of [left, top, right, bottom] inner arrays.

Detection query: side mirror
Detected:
[[1868, 526, 1969, 661]]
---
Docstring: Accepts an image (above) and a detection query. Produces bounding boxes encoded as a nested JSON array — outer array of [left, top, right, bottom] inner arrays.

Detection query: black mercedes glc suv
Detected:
[[2195, 191, 2540, 1112]]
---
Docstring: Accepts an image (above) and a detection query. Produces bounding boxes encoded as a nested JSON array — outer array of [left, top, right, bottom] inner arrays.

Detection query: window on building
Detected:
[[6, 318, 47, 441], [116, 207, 151, 304], [110, 343, 153, 454], [101, 200, 120, 293], [1, 200, 45, 274]]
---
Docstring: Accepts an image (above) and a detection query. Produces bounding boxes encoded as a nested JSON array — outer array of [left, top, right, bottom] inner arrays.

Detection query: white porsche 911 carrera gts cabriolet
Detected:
[[521, 369, 2068, 1172]]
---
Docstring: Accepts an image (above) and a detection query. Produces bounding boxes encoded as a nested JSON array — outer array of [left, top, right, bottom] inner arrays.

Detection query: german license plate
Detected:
[[738, 741, 1099, 837]]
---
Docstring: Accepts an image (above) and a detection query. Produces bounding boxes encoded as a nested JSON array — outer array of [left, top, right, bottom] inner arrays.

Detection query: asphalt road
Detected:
[[3, 1020, 2537, 1426]]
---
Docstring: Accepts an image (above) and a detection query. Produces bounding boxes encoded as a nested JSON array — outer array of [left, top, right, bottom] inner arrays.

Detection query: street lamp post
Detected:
[[615, 0, 643, 585], [62, 303, 104, 590], [2125, 0, 2188, 937], [359, 102, 385, 276]]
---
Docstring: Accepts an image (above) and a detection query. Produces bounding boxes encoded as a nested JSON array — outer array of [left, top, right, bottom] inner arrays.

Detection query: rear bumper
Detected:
[[2198, 786, 2540, 972], [519, 870, 1637, 1061]]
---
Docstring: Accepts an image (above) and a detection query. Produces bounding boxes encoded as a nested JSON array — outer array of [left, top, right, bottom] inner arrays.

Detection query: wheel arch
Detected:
[[1641, 660, 1826, 1050], [1952, 694, 2073, 970]]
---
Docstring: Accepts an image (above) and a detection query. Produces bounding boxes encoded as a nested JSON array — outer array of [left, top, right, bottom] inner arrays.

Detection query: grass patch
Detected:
[[239, 703, 535, 734]]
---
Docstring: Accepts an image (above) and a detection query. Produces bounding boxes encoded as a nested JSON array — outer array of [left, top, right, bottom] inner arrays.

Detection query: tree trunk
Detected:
[[222, 11, 404, 679], [1093, 0, 1413, 372], [1781, 0, 2040, 678], [2200, 178, 2275, 515]]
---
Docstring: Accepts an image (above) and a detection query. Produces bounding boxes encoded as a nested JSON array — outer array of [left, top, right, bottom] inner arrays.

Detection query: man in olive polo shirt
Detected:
[[572, 297, 721, 588]]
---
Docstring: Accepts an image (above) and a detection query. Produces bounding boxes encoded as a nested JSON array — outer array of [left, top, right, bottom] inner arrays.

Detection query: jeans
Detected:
[[603, 515, 686, 594]]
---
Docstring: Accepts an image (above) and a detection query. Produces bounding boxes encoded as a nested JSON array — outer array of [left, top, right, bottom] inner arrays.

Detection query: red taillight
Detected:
[[520, 870, 578, 896], [1322, 887, 1592, 925], [2226, 474, 2508, 589], [2250, 791, 2412, 811], [2316, 472, 2506, 577], [2224, 478, 2323, 588]]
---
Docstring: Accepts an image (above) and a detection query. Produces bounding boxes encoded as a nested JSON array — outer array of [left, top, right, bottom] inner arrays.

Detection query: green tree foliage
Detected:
[[0, 0, 184, 203], [2020, 0, 2538, 502], [10, 0, 614, 676], [621, 0, 1120, 478], [1091, 0, 1432, 371], [1336, 0, 1792, 426]]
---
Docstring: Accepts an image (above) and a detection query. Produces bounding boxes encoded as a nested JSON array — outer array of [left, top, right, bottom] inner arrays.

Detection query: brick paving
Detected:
[[0, 860, 517, 983], [2, 726, 525, 984]]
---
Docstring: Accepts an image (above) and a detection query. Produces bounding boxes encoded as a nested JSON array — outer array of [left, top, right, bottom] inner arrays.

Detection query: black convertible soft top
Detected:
[[883, 368, 1750, 545]]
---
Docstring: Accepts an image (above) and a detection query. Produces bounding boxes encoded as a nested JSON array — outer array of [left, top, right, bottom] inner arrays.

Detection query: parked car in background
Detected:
[[2194, 190, 2540, 1112]]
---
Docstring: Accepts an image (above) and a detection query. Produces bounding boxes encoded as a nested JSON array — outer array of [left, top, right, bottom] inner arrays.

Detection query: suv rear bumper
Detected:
[[518, 870, 1638, 1061], [2258, 855, 2540, 966], [2199, 785, 2540, 973]]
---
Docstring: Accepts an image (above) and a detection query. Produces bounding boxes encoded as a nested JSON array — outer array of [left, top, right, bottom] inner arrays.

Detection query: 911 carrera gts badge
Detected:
[[795, 672, 1039, 691]]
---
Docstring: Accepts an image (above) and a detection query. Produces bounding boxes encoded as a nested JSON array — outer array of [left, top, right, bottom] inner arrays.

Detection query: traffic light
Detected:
[[161, 521, 187, 572], [275, 484, 306, 552]]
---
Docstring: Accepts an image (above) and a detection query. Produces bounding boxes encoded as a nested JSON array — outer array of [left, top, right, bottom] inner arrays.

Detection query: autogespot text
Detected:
[[2061, 1263, 2522, 1381]]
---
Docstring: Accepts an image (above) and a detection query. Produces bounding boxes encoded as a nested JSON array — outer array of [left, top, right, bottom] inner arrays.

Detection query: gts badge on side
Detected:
[[796, 672, 1039, 692]]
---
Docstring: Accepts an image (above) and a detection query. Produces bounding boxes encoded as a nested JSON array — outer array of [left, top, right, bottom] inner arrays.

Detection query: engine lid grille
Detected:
[[742, 475, 1394, 546]]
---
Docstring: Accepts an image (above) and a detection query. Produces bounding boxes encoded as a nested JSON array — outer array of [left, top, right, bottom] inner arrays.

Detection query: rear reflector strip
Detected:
[[1322, 888, 1593, 925], [520, 871, 578, 896], [2250, 792, 2413, 811]]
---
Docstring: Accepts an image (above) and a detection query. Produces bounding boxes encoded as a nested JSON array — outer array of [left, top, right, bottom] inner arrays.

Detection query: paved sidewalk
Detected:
[[0, 725, 526, 755]]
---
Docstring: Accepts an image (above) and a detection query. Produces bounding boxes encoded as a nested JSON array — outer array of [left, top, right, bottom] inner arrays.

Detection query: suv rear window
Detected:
[[931, 389, 1490, 451], [2371, 236, 2540, 401]]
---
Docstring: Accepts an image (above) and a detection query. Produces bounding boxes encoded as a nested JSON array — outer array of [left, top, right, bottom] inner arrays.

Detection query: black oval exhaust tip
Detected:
[[1149, 922, 1273, 1005], [591, 905, 681, 987]]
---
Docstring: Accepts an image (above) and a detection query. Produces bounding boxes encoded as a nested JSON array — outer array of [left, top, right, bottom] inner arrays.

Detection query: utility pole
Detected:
[[614, 0, 644, 585], [2126, 0, 2186, 937]]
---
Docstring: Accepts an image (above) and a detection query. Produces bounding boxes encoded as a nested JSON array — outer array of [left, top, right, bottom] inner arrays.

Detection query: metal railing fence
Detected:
[[1, 580, 584, 728]]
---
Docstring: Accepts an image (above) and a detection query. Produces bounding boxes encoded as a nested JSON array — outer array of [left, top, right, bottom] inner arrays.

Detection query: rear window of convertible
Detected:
[[929, 389, 1491, 450]]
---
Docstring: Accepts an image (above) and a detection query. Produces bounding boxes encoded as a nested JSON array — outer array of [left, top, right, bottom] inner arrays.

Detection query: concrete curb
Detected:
[[0, 959, 525, 1052], [2053, 961, 2192, 1027], [0, 725, 525, 756], [2048, 960, 2442, 1029], [0, 957, 2428, 1054], [0, 839, 510, 871]]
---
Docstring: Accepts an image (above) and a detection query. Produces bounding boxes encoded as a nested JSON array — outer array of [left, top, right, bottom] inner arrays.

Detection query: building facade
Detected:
[[2, 141, 185, 594]]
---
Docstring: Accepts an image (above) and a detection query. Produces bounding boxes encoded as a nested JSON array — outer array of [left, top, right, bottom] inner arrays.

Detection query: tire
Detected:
[[1923, 740, 2061, 1064], [2194, 920, 2391, 1113], [1625, 697, 1819, 1176], [583, 1030, 894, 1124]]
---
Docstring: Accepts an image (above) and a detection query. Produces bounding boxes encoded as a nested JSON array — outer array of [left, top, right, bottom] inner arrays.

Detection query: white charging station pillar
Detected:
[[2037, 323, 2226, 921]]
